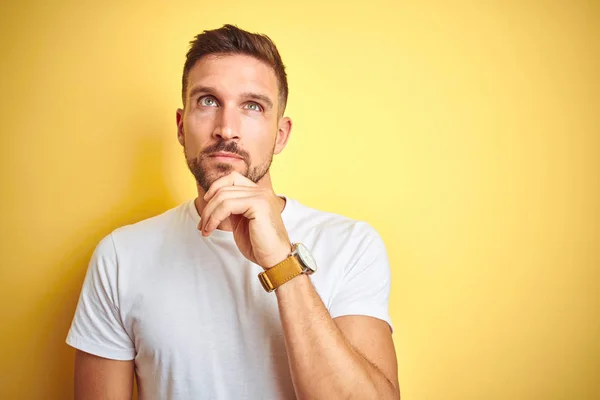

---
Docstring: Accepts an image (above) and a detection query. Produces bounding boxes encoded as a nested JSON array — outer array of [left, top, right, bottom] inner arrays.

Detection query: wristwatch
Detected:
[[258, 243, 318, 292]]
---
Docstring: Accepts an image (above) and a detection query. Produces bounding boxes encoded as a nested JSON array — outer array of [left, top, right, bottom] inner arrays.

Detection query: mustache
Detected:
[[202, 140, 250, 161]]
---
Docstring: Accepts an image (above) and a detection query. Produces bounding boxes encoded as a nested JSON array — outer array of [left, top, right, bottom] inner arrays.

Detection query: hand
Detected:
[[199, 172, 292, 269]]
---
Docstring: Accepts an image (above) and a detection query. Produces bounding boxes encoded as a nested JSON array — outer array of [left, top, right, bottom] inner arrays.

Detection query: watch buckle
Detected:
[[258, 272, 275, 293]]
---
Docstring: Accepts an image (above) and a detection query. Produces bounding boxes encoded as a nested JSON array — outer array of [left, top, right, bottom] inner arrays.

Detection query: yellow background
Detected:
[[1, 1, 598, 399]]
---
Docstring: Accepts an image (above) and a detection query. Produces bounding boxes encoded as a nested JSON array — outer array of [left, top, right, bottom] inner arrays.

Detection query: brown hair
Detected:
[[182, 24, 289, 115]]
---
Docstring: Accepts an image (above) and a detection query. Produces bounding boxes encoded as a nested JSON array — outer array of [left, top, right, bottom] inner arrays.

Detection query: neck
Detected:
[[193, 172, 285, 232]]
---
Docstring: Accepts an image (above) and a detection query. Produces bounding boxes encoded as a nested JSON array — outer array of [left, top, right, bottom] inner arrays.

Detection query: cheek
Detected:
[[184, 112, 215, 145], [187, 109, 216, 131], [240, 118, 276, 156], [240, 114, 275, 139]]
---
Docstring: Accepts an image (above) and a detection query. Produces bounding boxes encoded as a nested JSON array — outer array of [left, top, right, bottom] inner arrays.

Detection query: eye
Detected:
[[199, 96, 218, 107], [244, 102, 263, 112]]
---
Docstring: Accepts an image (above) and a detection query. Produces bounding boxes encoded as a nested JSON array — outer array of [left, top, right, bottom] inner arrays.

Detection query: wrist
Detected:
[[257, 242, 318, 293], [262, 242, 293, 270], [274, 272, 310, 297]]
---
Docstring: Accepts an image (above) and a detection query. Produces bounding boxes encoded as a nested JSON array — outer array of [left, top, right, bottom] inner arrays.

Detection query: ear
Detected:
[[176, 108, 185, 146], [274, 116, 292, 155]]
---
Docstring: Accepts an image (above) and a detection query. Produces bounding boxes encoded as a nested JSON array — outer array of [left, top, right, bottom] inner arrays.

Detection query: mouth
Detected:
[[208, 152, 244, 161]]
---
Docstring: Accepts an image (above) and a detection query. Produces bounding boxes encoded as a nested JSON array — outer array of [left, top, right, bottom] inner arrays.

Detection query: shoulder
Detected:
[[284, 197, 384, 251], [107, 200, 191, 252]]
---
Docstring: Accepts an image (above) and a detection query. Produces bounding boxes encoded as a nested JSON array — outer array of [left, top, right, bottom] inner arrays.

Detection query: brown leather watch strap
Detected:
[[258, 255, 304, 292]]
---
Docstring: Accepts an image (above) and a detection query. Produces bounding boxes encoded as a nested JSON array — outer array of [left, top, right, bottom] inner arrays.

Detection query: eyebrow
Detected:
[[240, 92, 274, 111], [188, 86, 214, 100], [188, 86, 274, 111]]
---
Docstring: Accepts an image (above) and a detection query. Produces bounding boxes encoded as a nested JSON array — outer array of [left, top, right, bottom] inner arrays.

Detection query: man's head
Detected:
[[177, 24, 292, 193]]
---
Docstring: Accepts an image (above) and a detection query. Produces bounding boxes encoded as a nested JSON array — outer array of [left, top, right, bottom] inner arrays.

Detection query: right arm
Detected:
[[74, 350, 134, 400], [68, 234, 136, 399]]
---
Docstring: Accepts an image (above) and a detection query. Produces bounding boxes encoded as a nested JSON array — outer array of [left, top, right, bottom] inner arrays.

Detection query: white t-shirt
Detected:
[[66, 196, 393, 399]]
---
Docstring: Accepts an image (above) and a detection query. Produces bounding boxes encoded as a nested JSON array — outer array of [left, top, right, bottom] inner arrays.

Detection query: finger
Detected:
[[200, 189, 258, 230], [204, 172, 257, 201], [204, 185, 260, 205], [205, 172, 256, 198], [203, 195, 261, 235]]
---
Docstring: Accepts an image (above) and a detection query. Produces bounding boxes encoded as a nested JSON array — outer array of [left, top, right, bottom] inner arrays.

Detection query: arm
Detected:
[[67, 234, 137, 398], [276, 274, 400, 400], [199, 173, 399, 398], [74, 350, 134, 400]]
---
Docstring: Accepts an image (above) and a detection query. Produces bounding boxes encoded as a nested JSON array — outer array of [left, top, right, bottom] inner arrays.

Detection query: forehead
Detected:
[[186, 54, 278, 99]]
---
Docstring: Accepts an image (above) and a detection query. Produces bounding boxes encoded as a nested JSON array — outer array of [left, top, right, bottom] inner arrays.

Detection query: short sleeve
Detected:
[[66, 233, 135, 360], [328, 224, 393, 332]]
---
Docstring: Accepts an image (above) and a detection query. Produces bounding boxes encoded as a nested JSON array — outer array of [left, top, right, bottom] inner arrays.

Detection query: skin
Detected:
[[75, 53, 400, 399]]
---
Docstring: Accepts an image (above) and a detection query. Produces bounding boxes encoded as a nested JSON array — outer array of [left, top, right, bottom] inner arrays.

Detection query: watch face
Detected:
[[296, 243, 318, 274]]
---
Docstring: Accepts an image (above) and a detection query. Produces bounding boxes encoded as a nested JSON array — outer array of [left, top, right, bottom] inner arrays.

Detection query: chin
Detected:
[[206, 163, 249, 182], [190, 158, 253, 192], [214, 162, 248, 174]]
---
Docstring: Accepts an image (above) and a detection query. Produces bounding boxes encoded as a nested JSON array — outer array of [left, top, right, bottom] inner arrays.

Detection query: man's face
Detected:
[[176, 54, 291, 193]]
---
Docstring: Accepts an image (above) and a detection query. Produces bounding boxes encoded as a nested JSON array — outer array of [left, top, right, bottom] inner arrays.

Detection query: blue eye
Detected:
[[245, 102, 262, 112], [199, 96, 218, 107]]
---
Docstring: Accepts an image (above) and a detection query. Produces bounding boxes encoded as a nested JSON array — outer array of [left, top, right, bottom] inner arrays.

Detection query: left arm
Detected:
[[200, 172, 400, 399], [276, 274, 399, 400]]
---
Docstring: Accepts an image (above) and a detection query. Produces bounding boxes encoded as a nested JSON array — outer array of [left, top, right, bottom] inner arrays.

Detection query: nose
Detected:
[[212, 105, 240, 141]]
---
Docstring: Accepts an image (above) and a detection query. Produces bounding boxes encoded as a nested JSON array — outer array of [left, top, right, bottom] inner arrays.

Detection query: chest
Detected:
[[128, 255, 281, 349], [122, 254, 299, 397]]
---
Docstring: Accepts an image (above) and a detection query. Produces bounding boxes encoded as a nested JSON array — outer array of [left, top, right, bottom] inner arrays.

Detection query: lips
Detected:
[[209, 152, 244, 160]]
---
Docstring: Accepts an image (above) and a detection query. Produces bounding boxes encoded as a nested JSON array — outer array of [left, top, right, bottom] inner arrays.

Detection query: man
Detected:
[[67, 24, 400, 399]]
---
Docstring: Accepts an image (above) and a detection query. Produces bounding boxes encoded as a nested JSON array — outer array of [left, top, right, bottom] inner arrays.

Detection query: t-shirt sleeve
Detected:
[[328, 223, 394, 332], [66, 233, 135, 360]]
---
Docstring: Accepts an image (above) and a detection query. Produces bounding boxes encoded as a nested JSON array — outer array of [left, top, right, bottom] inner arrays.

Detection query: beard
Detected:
[[185, 138, 275, 193]]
